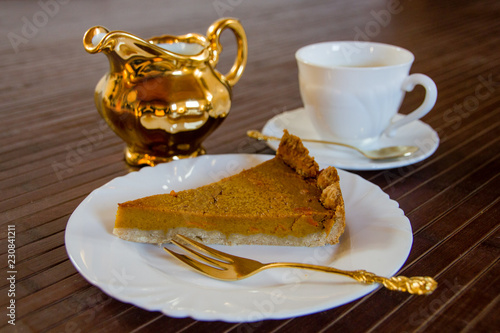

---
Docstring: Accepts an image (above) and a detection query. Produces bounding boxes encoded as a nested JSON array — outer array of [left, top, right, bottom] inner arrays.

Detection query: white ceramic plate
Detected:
[[65, 154, 412, 322], [262, 108, 439, 170]]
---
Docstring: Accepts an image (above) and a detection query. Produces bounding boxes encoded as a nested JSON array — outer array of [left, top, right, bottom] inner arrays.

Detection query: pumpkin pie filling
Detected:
[[114, 130, 345, 246]]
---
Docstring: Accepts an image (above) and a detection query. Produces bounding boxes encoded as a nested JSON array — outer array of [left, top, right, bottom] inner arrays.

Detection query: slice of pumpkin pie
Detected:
[[113, 130, 345, 246]]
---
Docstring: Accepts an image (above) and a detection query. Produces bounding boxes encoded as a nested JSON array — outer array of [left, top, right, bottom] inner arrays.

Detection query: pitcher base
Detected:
[[124, 146, 206, 167]]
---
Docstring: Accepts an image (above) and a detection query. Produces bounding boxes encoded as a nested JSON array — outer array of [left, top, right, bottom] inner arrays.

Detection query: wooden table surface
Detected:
[[1, 0, 499, 332]]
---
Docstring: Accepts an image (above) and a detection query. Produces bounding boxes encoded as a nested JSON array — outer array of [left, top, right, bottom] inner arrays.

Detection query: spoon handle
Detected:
[[246, 130, 362, 154]]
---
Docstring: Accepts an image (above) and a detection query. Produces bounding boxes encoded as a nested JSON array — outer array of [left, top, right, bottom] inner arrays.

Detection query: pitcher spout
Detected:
[[83, 26, 213, 75], [84, 26, 167, 73], [83, 26, 111, 54]]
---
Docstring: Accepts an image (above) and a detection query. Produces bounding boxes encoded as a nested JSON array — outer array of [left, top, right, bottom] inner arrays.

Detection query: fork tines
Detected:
[[163, 234, 233, 275]]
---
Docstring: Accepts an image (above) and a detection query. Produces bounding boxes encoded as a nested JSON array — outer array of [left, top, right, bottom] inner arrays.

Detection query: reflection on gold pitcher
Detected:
[[83, 18, 247, 166]]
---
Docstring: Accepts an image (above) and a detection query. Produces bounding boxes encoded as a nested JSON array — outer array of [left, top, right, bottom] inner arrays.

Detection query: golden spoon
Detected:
[[247, 130, 419, 160]]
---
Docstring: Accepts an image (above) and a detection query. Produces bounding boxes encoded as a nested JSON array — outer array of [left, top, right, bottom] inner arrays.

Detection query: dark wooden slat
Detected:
[[369, 232, 500, 333], [9, 286, 131, 332]]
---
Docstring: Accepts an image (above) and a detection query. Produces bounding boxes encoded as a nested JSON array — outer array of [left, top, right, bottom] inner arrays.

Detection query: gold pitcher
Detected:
[[83, 18, 247, 166]]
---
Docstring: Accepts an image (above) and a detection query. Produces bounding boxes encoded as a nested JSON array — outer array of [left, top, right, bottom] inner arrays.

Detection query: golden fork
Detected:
[[164, 234, 437, 295]]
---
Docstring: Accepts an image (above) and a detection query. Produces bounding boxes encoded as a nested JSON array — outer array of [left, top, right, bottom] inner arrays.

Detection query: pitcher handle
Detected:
[[384, 74, 438, 137], [207, 18, 248, 87]]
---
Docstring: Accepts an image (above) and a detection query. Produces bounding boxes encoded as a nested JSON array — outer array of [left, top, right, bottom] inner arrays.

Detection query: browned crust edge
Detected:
[[277, 129, 345, 245], [276, 129, 319, 178], [318, 167, 345, 244]]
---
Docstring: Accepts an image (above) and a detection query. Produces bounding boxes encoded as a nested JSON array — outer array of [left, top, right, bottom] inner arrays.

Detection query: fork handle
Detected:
[[267, 263, 437, 295]]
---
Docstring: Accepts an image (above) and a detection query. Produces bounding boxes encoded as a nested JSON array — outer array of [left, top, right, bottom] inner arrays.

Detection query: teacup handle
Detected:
[[384, 74, 438, 137], [207, 18, 248, 87]]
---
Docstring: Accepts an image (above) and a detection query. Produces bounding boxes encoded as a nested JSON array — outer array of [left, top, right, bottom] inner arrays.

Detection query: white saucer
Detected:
[[262, 108, 439, 171]]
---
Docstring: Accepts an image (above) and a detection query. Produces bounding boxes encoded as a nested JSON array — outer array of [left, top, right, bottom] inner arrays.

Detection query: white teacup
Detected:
[[296, 41, 437, 146]]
